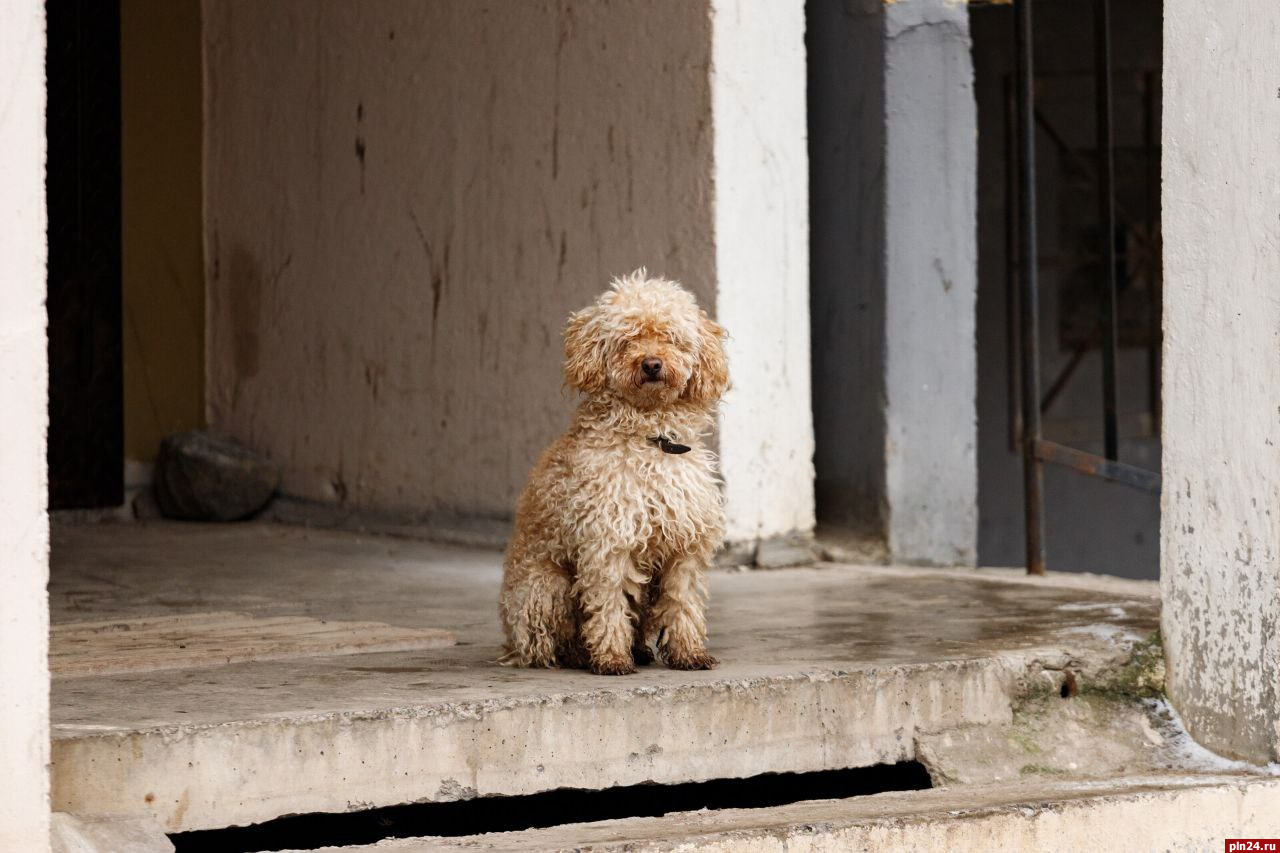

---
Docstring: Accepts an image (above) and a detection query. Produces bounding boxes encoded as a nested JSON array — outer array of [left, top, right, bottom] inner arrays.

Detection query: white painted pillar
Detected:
[[809, 0, 977, 566], [0, 0, 51, 848], [881, 0, 977, 565], [1161, 0, 1280, 763], [710, 0, 816, 549]]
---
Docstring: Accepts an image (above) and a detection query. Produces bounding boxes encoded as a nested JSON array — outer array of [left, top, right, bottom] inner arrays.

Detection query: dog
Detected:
[[500, 270, 729, 675]]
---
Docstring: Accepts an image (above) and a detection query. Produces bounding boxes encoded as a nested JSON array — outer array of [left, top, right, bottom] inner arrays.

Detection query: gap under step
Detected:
[[172, 762, 932, 852], [256, 774, 1280, 853]]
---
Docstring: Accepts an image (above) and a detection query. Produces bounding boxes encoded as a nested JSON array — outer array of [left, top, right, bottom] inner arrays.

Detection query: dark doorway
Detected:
[[971, 0, 1163, 578], [46, 0, 124, 509]]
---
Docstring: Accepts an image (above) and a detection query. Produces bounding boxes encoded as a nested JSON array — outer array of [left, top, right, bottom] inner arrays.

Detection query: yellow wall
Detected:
[[121, 0, 203, 462]]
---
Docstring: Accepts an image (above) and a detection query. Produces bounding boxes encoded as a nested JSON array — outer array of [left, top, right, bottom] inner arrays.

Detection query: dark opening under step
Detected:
[[171, 762, 932, 852]]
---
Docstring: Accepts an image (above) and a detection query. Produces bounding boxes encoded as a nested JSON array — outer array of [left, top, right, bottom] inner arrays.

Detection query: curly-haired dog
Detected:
[[500, 270, 729, 675]]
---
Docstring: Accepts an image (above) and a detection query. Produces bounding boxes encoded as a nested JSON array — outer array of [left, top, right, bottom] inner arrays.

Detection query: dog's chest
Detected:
[[573, 440, 721, 551]]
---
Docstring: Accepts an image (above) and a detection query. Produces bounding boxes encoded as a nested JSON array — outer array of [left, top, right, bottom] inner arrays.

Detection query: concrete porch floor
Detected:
[[48, 521, 1273, 847]]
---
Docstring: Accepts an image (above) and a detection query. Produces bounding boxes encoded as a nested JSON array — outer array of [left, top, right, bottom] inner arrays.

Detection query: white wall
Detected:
[[1161, 0, 1280, 763], [711, 0, 815, 544], [0, 0, 51, 848]]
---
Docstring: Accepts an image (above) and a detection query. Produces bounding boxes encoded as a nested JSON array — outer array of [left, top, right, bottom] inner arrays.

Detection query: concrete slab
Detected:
[[49, 812, 173, 853], [50, 522, 1161, 832], [279, 774, 1280, 852], [51, 611, 454, 677]]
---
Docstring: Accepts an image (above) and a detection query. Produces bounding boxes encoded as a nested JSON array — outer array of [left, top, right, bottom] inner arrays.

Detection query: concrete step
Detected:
[[270, 773, 1280, 853], [50, 522, 1162, 834]]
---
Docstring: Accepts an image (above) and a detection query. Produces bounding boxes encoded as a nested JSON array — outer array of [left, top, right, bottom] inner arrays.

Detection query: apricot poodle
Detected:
[[500, 270, 729, 675]]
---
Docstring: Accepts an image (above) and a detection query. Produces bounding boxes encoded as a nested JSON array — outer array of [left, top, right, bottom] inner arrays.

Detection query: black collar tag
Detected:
[[649, 435, 691, 455]]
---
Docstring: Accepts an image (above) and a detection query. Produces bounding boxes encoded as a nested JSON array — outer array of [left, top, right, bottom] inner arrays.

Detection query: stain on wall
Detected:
[[122, 0, 205, 462], [204, 1, 716, 519]]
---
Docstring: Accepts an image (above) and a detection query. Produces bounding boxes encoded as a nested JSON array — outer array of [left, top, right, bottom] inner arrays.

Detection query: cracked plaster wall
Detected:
[[1160, 0, 1280, 764], [203, 1, 717, 522]]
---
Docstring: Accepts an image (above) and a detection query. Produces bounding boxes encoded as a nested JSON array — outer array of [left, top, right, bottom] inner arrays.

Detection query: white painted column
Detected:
[[0, 0, 51, 849], [1161, 0, 1280, 763], [881, 0, 977, 566], [808, 0, 977, 566], [710, 0, 815, 549]]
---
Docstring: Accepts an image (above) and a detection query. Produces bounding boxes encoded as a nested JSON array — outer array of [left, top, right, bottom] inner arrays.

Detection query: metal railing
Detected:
[[1012, 0, 1162, 575]]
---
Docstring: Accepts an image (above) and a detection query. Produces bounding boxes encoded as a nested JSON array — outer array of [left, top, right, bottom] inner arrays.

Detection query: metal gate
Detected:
[[1011, 0, 1162, 574]]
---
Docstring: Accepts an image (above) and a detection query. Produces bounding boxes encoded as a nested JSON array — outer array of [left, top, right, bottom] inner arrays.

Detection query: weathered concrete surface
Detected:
[[1161, 0, 1280, 763], [0, 1, 51, 850], [711, 0, 814, 545], [51, 612, 454, 678], [286, 775, 1280, 852], [204, 1, 716, 521], [808, 0, 977, 565], [50, 523, 1159, 832], [50, 812, 173, 853]]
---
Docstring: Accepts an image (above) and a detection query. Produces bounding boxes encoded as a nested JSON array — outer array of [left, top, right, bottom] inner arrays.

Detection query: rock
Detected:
[[753, 535, 818, 569], [153, 431, 279, 521]]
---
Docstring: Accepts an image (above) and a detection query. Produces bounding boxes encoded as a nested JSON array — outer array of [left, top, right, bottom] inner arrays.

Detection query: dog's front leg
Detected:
[[574, 548, 642, 675], [652, 553, 718, 670]]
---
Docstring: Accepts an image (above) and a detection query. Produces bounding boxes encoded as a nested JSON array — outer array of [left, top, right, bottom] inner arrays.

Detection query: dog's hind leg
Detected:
[[502, 561, 576, 668]]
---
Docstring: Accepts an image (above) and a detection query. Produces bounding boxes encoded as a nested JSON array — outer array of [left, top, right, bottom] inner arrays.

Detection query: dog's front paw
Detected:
[[591, 653, 638, 676], [664, 649, 718, 671]]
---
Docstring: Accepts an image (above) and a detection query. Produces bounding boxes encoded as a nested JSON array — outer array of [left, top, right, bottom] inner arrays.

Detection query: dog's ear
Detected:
[[563, 305, 608, 394], [683, 310, 729, 404]]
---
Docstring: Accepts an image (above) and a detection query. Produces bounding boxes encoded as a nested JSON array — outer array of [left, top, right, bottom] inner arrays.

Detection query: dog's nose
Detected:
[[642, 358, 663, 379]]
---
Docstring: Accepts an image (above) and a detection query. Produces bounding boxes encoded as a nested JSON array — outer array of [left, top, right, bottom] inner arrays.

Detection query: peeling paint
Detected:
[[1160, 0, 1280, 765]]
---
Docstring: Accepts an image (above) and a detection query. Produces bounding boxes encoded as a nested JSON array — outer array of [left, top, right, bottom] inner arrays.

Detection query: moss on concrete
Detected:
[[1084, 630, 1165, 701]]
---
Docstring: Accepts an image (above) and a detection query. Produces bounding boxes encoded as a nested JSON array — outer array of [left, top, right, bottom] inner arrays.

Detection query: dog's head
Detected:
[[563, 270, 729, 409]]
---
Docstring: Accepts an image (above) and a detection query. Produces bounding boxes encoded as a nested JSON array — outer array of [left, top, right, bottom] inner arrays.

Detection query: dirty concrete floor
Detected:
[[50, 520, 1176, 834], [50, 520, 1159, 732]]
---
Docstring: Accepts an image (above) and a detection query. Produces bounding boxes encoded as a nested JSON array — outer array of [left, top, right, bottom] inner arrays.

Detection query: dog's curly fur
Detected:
[[500, 270, 729, 675]]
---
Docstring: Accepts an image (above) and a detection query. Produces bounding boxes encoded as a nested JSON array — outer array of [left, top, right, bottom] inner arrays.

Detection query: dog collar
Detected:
[[648, 435, 691, 455]]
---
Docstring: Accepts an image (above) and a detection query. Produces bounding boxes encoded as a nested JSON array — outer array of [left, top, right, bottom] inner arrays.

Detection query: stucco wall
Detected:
[[0, 0, 51, 848], [1161, 0, 1280, 763], [204, 0, 715, 521], [711, 0, 814, 544]]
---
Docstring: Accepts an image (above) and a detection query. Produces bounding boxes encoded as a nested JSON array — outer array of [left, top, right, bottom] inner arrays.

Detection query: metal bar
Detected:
[[1034, 440, 1162, 493], [1040, 339, 1089, 416], [1094, 0, 1120, 461], [1144, 70, 1162, 435], [1015, 0, 1046, 575]]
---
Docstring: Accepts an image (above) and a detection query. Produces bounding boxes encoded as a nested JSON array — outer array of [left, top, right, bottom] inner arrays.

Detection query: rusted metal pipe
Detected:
[[1014, 0, 1046, 575]]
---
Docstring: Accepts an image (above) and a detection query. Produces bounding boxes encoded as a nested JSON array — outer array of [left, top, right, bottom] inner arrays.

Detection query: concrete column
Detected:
[[0, 1, 51, 849], [711, 0, 816, 548], [810, 0, 977, 565], [1161, 0, 1280, 764]]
